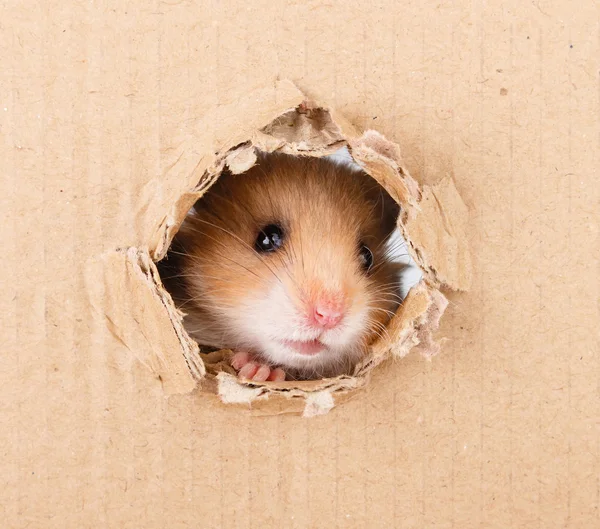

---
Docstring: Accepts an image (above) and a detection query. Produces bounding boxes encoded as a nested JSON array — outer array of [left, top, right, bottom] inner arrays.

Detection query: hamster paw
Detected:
[[231, 351, 286, 382]]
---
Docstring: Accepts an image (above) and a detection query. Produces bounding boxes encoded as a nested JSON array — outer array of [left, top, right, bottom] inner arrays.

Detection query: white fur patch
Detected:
[[238, 281, 367, 375], [324, 146, 363, 171], [385, 227, 423, 299]]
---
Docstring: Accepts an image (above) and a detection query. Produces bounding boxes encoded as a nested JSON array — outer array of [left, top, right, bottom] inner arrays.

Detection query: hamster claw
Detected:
[[231, 351, 286, 382]]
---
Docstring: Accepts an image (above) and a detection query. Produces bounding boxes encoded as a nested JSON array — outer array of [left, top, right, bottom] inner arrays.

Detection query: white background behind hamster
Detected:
[[325, 147, 423, 300]]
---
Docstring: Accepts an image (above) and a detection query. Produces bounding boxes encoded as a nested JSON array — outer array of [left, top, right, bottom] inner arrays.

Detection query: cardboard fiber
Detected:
[[1, 0, 598, 527]]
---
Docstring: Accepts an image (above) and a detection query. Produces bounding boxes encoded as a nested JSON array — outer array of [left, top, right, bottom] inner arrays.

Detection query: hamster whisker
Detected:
[[365, 320, 390, 342], [367, 290, 403, 303], [369, 306, 398, 319], [189, 219, 284, 284], [170, 243, 265, 281]]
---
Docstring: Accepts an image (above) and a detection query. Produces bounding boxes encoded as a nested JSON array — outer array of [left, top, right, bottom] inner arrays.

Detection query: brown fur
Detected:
[[159, 152, 401, 378]]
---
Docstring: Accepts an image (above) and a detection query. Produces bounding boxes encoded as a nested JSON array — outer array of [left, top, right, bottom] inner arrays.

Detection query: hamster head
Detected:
[[168, 152, 401, 379]]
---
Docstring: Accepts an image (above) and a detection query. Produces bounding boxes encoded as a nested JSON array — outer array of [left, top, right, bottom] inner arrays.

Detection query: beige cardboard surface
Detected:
[[1, 1, 598, 527]]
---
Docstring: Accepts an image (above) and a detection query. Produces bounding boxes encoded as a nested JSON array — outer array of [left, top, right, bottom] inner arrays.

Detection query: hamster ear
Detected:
[[362, 177, 400, 238], [380, 187, 401, 237]]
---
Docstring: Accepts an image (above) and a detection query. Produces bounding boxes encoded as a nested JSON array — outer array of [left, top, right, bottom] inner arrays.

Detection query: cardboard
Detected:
[[140, 89, 470, 413], [2, 0, 598, 526]]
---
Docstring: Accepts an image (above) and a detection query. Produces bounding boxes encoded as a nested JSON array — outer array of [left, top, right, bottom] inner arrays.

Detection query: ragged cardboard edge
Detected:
[[201, 346, 370, 416], [349, 131, 472, 292], [213, 360, 366, 393], [129, 248, 205, 382], [84, 248, 202, 395], [201, 349, 363, 392], [404, 177, 473, 291], [198, 385, 347, 417], [303, 391, 336, 417], [349, 130, 422, 215], [122, 79, 471, 414], [413, 288, 450, 358], [353, 281, 448, 380], [252, 99, 350, 156], [216, 372, 271, 404], [213, 371, 361, 418], [152, 79, 307, 261]]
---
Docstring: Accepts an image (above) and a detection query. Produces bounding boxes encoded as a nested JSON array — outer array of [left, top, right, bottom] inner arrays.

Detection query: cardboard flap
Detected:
[[253, 100, 348, 154], [366, 282, 449, 361], [349, 130, 472, 292], [152, 79, 306, 260], [85, 248, 202, 395], [350, 130, 422, 212], [405, 176, 473, 291]]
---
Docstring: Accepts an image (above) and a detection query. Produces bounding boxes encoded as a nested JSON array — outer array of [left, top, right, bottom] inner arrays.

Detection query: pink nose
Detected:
[[312, 298, 344, 329]]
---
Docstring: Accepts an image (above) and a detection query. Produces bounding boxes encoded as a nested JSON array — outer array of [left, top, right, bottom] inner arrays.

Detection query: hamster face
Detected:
[[164, 153, 401, 379]]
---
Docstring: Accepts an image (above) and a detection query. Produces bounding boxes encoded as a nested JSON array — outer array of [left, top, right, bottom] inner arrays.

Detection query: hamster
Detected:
[[159, 151, 403, 382]]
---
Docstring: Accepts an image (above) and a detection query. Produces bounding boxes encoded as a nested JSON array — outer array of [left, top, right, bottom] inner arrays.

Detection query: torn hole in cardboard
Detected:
[[101, 82, 471, 416]]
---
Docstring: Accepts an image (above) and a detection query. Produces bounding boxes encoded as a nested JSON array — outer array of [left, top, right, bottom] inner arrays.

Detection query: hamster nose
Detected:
[[312, 297, 344, 329]]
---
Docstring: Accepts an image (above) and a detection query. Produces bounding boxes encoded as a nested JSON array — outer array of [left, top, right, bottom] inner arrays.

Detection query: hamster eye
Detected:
[[359, 243, 374, 272], [255, 224, 284, 253]]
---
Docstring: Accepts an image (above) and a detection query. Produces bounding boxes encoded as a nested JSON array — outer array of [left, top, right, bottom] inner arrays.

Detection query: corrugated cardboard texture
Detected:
[[1, 1, 598, 527]]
